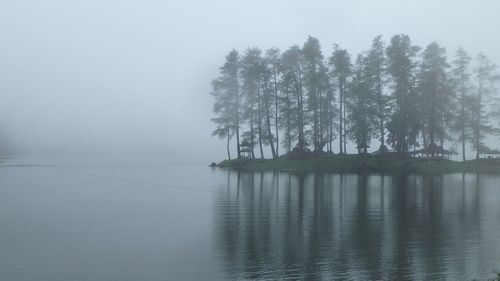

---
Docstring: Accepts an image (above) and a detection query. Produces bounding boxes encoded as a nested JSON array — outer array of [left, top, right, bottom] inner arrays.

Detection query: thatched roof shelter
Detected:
[[371, 144, 390, 155], [413, 143, 453, 159], [479, 145, 500, 158]]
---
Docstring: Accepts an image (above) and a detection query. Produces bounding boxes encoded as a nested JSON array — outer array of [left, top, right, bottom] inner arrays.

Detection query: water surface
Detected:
[[1, 160, 500, 280]]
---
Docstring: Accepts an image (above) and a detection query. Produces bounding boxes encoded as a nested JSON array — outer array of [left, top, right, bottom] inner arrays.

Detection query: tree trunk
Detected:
[[378, 71, 385, 147], [313, 89, 319, 151], [226, 130, 231, 160], [343, 93, 347, 154], [258, 100, 264, 159], [266, 108, 277, 159], [475, 88, 482, 160], [461, 97, 466, 161], [235, 84, 241, 159], [236, 124, 240, 159], [297, 75, 305, 156], [250, 110, 255, 159], [339, 84, 343, 154], [273, 67, 279, 157], [285, 88, 291, 153]]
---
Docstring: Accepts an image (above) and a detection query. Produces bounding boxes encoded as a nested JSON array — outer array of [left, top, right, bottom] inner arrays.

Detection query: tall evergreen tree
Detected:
[[241, 48, 265, 159], [329, 45, 352, 154], [319, 63, 335, 152], [386, 34, 420, 153], [417, 42, 452, 151], [278, 48, 300, 152], [265, 47, 281, 157], [472, 53, 499, 159], [303, 36, 327, 151], [261, 57, 278, 159], [365, 35, 388, 150], [280, 45, 306, 154], [347, 54, 377, 154], [451, 47, 473, 161], [210, 50, 241, 159], [210, 80, 234, 160]]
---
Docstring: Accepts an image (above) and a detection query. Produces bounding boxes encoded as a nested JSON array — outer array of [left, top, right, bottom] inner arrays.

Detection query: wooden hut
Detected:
[[413, 143, 454, 160], [371, 144, 390, 155], [479, 145, 500, 159]]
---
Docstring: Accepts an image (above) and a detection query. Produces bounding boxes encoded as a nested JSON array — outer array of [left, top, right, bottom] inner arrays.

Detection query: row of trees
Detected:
[[211, 34, 499, 161]]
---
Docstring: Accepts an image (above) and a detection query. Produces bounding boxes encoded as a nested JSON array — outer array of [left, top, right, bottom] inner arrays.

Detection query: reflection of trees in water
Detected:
[[213, 172, 496, 280]]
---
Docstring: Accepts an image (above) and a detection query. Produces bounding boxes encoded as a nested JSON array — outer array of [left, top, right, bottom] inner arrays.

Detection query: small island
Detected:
[[210, 34, 500, 175], [216, 154, 500, 174]]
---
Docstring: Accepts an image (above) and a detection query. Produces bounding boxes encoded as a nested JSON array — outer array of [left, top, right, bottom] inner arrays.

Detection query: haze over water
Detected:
[[1, 160, 500, 280], [2, 1, 500, 280]]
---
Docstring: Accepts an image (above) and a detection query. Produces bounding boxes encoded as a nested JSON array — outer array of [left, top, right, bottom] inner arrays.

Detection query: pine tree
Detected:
[[302, 36, 327, 152], [417, 42, 452, 152], [280, 45, 307, 154], [472, 53, 499, 159], [261, 56, 277, 159], [451, 47, 473, 161], [347, 54, 377, 154], [241, 48, 265, 159], [329, 45, 352, 154], [365, 35, 388, 151], [279, 48, 300, 152], [210, 50, 240, 159], [386, 34, 420, 153], [210, 79, 234, 160], [265, 47, 281, 157]]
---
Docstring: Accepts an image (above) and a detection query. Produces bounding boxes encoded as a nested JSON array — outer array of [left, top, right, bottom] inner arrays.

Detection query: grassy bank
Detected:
[[216, 154, 500, 174]]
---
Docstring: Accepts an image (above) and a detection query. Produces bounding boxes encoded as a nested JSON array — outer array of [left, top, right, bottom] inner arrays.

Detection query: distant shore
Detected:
[[216, 154, 500, 174]]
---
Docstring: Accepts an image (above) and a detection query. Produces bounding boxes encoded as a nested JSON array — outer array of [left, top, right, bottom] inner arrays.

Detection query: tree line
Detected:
[[210, 34, 500, 161]]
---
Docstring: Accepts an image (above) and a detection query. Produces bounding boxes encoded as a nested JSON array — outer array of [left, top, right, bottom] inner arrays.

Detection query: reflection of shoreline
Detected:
[[212, 172, 500, 280]]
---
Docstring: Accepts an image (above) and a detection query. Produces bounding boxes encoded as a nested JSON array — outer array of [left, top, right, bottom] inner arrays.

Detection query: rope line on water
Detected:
[[2, 160, 221, 194]]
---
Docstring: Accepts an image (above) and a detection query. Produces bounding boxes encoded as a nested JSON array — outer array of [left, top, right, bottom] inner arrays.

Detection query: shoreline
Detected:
[[216, 155, 500, 175]]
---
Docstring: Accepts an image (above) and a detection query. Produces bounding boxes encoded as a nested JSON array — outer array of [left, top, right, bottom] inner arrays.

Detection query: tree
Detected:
[[278, 48, 300, 152], [265, 47, 281, 157], [346, 54, 377, 154], [417, 42, 452, 152], [451, 47, 473, 161], [241, 48, 265, 159], [329, 45, 352, 154], [386, 34, 420, 153], [211, 114, 233, 160], [210, 50, 240, 159], [365, 35, 388, 150], [261, 56, 278, 159], [303, 36, 328, 152], [280, 45, 307, 154], [319, 63, 335, 153], [471, 53, 499, 159]]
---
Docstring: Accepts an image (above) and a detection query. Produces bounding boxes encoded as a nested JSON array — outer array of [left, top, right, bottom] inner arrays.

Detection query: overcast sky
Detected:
[[1, 0, 499, 163]]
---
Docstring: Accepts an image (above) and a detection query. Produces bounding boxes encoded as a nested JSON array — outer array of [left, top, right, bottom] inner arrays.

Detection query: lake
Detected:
[[1, 159, 500, 280]]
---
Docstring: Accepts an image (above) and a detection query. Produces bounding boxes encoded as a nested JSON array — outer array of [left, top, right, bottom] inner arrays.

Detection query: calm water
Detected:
[[1, 159, 500, 280]]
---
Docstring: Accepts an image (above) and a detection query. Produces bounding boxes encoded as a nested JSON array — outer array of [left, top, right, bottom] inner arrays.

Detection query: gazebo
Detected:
[[479, 145, 500, 159], [413, 143, 454, 160], [292, 140, 310, 153], [371, 144, 390, 155], [239, 140, 253, 159]]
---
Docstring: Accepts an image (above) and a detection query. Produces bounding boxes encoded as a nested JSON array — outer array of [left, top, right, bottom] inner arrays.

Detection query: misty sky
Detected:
[[1, 0, 499, 163]]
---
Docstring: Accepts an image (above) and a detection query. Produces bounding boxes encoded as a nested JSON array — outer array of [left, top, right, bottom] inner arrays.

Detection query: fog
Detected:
[[1, 0, 499, 163]]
